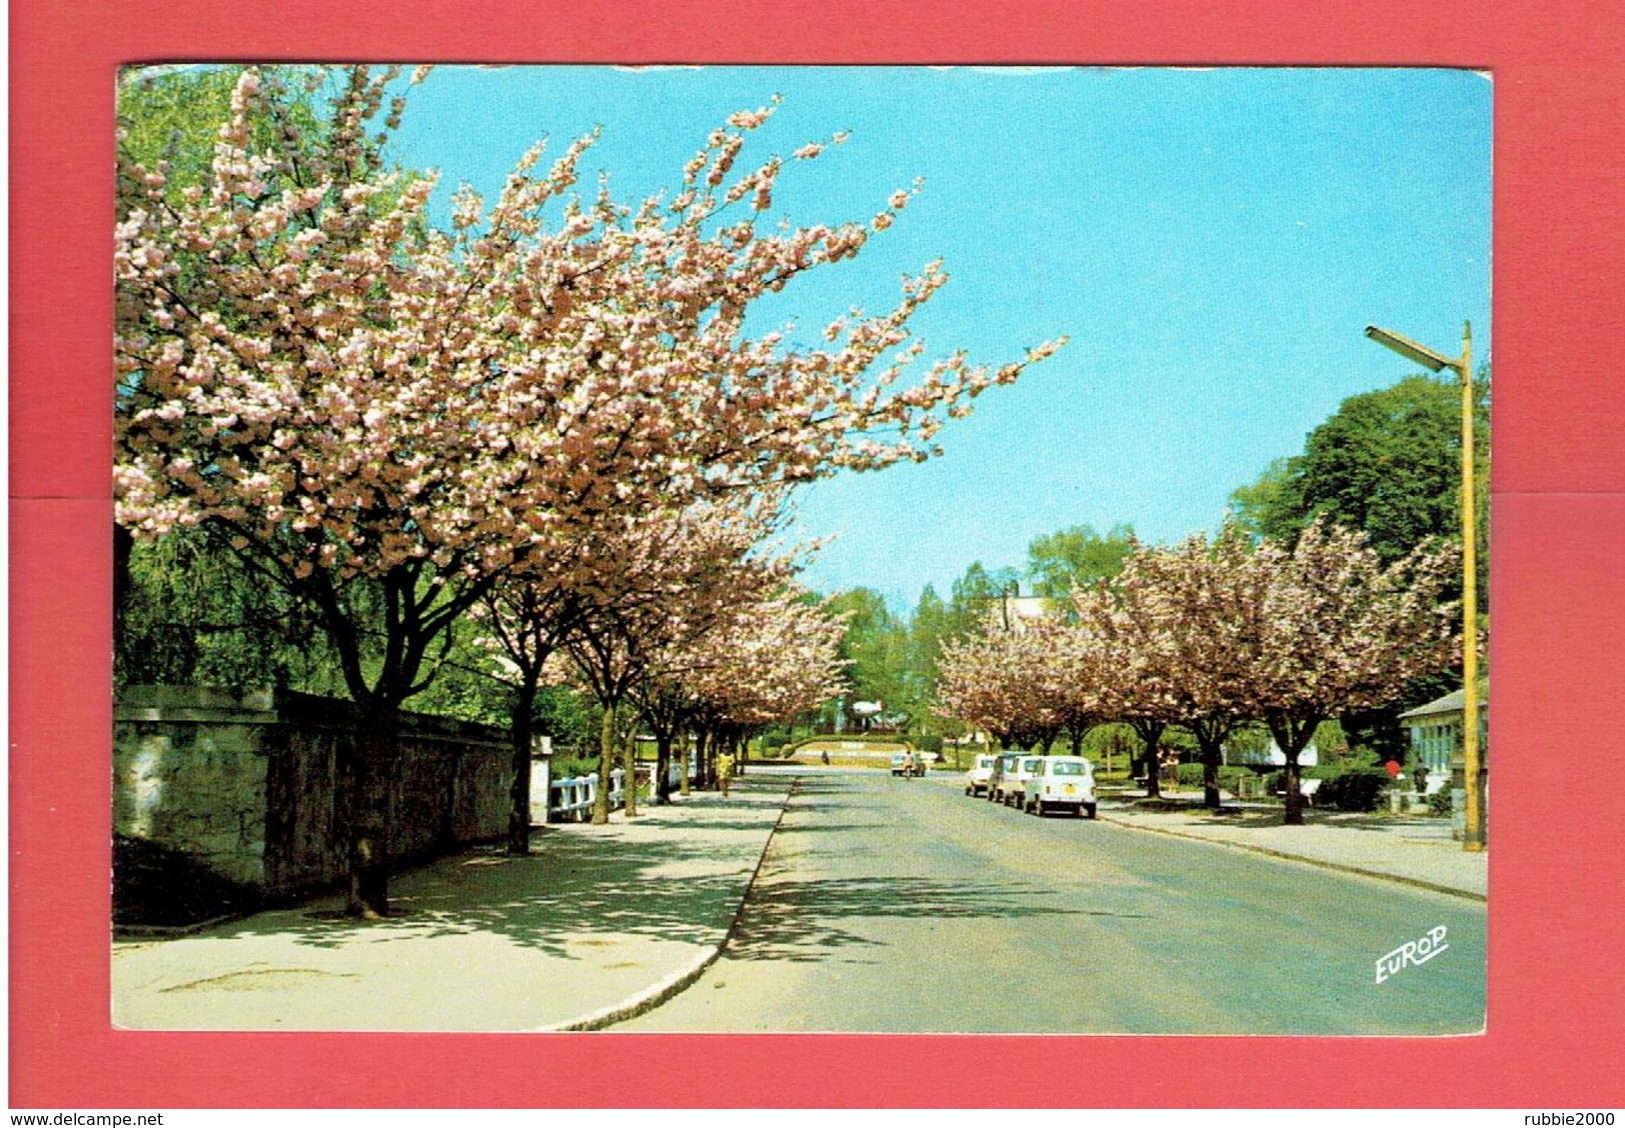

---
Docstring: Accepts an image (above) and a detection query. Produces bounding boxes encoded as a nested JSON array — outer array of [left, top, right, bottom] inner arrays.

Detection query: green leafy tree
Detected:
[[825, 588, 911, 726], [902, 585, 959, 737], [1227, 457, 1297, 542], [116, 524, 342, 692], [1230, 372, 1488, 582], [947, 561, 1022, 636], [1025, 523, 1135, 601]]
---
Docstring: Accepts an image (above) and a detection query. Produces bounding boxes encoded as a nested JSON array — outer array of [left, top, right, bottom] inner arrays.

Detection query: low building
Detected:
[[1400, 687, 1489, 795]]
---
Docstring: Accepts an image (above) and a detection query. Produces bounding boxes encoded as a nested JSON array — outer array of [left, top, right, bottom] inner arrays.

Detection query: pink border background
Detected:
[[12, 0, 1625, 1108]]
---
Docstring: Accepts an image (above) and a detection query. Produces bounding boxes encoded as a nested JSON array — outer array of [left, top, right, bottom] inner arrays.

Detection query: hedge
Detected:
[[1316, 769, 1392, 812], [1175, 763, 1257, 791]]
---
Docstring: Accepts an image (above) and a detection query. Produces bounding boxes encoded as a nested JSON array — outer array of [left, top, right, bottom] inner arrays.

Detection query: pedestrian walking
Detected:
[[716, 749, 736, 798]]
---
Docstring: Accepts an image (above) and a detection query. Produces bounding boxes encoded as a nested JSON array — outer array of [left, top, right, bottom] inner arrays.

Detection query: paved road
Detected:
[[618, 770, 1485, 1034]]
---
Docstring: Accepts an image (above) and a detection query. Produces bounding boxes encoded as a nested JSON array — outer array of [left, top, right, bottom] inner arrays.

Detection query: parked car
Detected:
[[1022, 755, 1098, 818], [890, 751, 924, 778], [1002, 755, 1044, 806], [987, 752, 1023, 803], [964, 753, 998, 796]]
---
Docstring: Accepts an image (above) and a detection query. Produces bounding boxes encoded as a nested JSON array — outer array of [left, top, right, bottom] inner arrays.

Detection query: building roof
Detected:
[[1399, 687, 1489, 721], [982, 594, 1056, 633]]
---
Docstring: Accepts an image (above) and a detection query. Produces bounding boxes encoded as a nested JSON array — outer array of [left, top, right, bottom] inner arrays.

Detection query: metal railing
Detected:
[[541, 761, 690, 823]]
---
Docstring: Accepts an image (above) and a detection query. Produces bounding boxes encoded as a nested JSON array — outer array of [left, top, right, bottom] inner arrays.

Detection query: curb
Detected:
[[537, 779, 799, 1032], [1096, 812, 1487, 903], [113, 912, 246, 940]]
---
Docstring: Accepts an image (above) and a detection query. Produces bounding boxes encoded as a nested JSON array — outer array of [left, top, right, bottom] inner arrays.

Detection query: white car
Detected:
[[987, 752, 1023, 803], [1002, 755, 1044, 807], [1022, 755, 1098, 818], [964, 753, 998, 796]]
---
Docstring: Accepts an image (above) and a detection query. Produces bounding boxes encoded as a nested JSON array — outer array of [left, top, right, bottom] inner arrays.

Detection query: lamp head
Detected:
[[1364, 325, 1452, 373]]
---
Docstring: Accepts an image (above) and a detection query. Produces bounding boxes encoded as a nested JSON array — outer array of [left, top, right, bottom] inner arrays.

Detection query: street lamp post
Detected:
[[1364, 321, 1484, 852]]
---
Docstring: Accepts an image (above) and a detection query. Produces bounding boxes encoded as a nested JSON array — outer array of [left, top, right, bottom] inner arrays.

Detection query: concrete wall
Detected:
[[114, 686, 512, 901]]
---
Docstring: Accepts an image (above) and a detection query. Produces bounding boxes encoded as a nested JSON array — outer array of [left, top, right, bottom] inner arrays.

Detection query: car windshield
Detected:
[[1052, 761, 1090, 776], [1022, 759, 1042, 771]]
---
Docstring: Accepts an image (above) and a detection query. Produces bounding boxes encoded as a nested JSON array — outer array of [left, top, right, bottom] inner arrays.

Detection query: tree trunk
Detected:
[[507, 683, 538, 855], [343, 708, 397, 919], [1136, 721, 1165, 799], [679, 732, 692, 796], [592, 704, 615, 825], [622, 726, 638, 819], [1283, 752, 1305, 825], [1266, 715, 1318, 827], [1189, 719, 1231, 811], [696, 729, 712, 790], [1198, 736, 1223, 811], [654, 732, 673, 804]]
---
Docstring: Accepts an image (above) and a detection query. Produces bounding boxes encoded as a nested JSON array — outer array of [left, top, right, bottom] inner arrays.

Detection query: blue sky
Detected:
[[388, 65, 1492, 613]]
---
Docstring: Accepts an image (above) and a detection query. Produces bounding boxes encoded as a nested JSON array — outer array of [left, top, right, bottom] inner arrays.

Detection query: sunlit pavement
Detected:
[[619, 770, 1485, 1034]]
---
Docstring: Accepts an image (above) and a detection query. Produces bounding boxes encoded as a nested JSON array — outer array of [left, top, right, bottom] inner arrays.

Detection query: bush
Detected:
[[1427, 786, 1454, 817], [808, 731, 911, 745], [1173, 763, 1254, 795], [1317, 769, 1392, 812], [916, 734, 944, 755]]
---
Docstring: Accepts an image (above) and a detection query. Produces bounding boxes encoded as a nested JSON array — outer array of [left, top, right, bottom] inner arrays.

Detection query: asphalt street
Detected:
[[618, 770, 1486, 1034]]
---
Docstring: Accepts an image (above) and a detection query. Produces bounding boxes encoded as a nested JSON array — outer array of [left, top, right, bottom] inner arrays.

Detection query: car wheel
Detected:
[[1085, 803, 1098, 819]]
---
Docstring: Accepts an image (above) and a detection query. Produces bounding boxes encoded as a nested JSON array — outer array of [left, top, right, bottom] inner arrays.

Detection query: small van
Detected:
[[1022, 755, 1098, 818], [1002, 756, 1045, 807], [987, 752, 1024, 804], [964, 753, 998, 796]]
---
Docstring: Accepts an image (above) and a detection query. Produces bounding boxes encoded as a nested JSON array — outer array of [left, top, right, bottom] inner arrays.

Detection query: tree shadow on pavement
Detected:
[[726, 876, 1154, 963], [204, 827, 768, 960], [1145, 807, 1443, 834]]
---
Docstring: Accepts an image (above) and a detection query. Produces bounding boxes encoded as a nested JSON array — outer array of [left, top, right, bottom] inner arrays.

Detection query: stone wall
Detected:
[[114, 686, 512, 903]]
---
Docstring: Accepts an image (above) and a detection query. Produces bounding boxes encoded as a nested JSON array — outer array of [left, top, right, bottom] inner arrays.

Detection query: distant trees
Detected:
[[935, 521, 1459, 824], [816, 523, 1137, 742], [1026, 524, 1136, 601]]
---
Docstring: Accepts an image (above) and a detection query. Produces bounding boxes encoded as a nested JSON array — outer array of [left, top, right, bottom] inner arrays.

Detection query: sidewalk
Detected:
[[1095, 791, 1487, 900], [112, 777, 792, 1032]]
